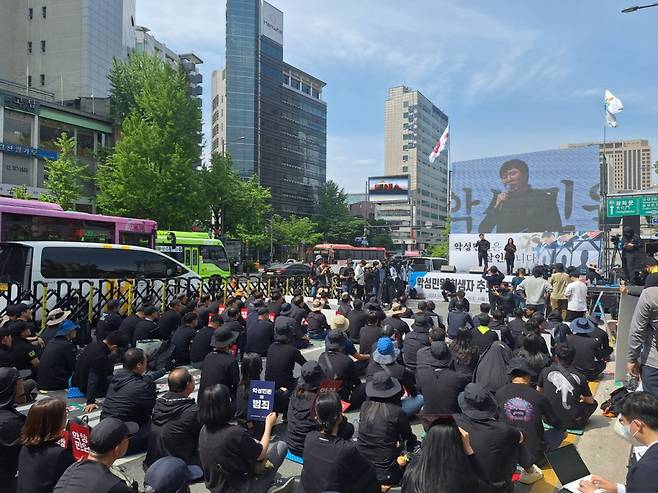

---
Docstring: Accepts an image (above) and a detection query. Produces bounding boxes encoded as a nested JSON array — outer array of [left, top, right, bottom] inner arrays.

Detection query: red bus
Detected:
[[312, 243, 387, 267]]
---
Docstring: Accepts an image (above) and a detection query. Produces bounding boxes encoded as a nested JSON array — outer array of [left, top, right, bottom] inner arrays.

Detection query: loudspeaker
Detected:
[[440, 265, 457, 273], [469, 266, 485, 274]]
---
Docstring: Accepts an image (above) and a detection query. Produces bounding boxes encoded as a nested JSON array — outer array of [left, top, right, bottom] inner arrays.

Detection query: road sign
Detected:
[[606, 194, 658, 218]]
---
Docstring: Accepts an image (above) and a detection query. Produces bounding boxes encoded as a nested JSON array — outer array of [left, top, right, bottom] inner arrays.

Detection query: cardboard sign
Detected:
[[68, 421, 91, 460], [247, 380, 275, 421], [57, 431, 69, 449], [317, 380, 350, 413], [241, 307, 248, 320]]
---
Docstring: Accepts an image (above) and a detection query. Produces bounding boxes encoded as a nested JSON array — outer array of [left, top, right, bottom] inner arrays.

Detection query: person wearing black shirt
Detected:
[[621, 225, 642, 282], [266, 325, 307, 413], [441, 278, 457, 302], [358, 371, 417, 487], [319, 330, 366, 409], [96, 300, 122, 342], [118, 306, 145, 345], [267, 290, 284, 316], [493, 282, 516, 316], [10, 321, 39, 381], [359, 312, 382, 356], [567, 318, 606, 381], [403, 314, 433, 373], [133, 306, 160, 346], [587, 313, 613, 359], [447, 301, 473, 339], [17, 397, 75, 493], [502, 308, 526, 350], [0, 325, 15, 368], [190, 314, 221, 367], [37, 320, 78, 391], [381, 303, 411, 341], [472, 314, 500, 356], [54, 418, 138, 493], [306, 300, 330, 339], [158, 300, 183, 340], [448, 290, 471, 313], [0, 368, 25, 492], [337, 292, 352, 317], [198, 327, 240, 404], [245, 308, 274, 357], [347, 299, 368, 343], [275, 303, 309, 349], [170, 312, 199, 365], [416, 341, 470, 415], [300, 392, 378, 493], [537, 343, 597, 430], [475, 233, 491, 269], [42, 308, 71, 345], [74, 331, 125, 413], [496, 358, 564, 466], [482, 266, 505, 307], [196, 294, 212, 328]]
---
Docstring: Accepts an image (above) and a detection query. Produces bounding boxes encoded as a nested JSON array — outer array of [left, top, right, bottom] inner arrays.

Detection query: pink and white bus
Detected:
[[0, 197, 157, 248]]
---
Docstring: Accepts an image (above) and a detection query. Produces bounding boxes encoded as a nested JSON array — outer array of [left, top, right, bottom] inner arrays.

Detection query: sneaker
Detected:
[[519, 464, 543, 484], [268, 477, 295, 493]]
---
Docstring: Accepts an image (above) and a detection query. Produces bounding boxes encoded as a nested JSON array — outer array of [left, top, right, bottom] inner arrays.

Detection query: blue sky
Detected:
[[136, 0, 658, 192]]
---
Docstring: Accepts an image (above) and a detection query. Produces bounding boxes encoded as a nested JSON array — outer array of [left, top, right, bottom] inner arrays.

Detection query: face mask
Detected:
[[614, 416, 642, 446]]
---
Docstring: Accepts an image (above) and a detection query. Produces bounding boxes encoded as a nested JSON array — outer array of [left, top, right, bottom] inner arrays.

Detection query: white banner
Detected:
[[448, 231, 602, 273], [415, 272, 513, 305]]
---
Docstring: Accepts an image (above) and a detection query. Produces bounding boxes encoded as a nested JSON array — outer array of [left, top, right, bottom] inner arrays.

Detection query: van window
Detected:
[[41, 247, 184, 279], [199, 245, 230, 271], [412, 259, 430, 272], [0, 244, 32, 285], [432, 259, 447, 270]]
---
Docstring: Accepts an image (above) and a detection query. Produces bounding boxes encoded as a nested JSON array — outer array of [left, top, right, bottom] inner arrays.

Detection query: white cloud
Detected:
[[327, 135, 383, 192]]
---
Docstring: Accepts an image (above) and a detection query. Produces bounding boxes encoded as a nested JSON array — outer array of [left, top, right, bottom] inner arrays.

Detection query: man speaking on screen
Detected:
[[479, 159, 563, 233]]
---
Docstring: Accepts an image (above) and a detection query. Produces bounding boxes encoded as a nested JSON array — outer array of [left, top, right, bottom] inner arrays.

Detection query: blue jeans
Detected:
[[401, 394, 424, 417], [641, 365, 658, 398]]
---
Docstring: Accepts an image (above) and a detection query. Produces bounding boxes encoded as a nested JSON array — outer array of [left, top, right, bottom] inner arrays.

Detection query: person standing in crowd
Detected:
[[578, 392, 658, 493], [517, 266, 549, 314], [354, 260, 367, 299], [496, 358, 564, 466], [53, 418, 138, 493], [549, 263, 570, 321], [100, 348, 156, 454], [199, 327, 240, 403], [339, 259, 355, 294], [493, 282, 516, 317], [347, 299, 368, 343], [245, 308, 274, 356], [621, 226, 642, 282], [74, 331, 127, 413], [17, 397, 74, 493], [37, 320, 78, 391], [299, 391, 379, 493], [504, 238, 517, 275], [320, 330, 366, 409], [41, 308, 71, 345], [265, 325, 307, 413], [372, 260, 384, 303], [482, 266, 505, 308], [170, 312, 199, 365], [190, 313, 222, 368], [234, 354, 265, 439], [358, 372, 418, 490], [538, 343, 597, 430], [417, 340, 470, 415], [133, 306, 160, 346], [567, 318, 606, 381], [158, 299, 184, 340], [512, 268, 526, 290], [145, 367, 201, 469], [307, 299, 331, 340], [475, 233, 491, 269], [449, 327, 480, 378], [198, 384, 291, 493], [0, 368, 25, 493], [565, 268, 588, 321], [96, 300, 122, 342], [118, 305, 145, 346]]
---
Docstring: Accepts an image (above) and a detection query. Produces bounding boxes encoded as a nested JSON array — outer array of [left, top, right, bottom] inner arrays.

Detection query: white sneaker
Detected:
[[519, 464, 543, 484]]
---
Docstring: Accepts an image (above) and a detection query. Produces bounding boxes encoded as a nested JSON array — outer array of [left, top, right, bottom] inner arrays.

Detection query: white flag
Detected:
[[428, 125, 449, 163], [606, 111, 617, 128], [605, 89, 623, 114]]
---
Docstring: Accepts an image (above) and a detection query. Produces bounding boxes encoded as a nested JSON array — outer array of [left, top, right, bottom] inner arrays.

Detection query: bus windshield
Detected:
[[0, 243, 31, 285], [199, 245, 230, 271]]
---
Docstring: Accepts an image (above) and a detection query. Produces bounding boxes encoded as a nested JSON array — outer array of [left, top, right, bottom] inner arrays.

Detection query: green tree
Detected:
[[10, 185, 31, 200], [40, 133, 88, 209], [316, 180, 363, 243], [272, 214, 322, 258], [427, 217, 451, 258], [97, 54, 202, 229], [366, 219, 394, 250], [231, 175, 272, 251], [655, 160, 658, 176]]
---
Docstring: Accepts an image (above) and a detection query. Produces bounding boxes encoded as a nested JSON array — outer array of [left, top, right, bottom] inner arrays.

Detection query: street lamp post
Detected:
[[622, 2, 658, 12]]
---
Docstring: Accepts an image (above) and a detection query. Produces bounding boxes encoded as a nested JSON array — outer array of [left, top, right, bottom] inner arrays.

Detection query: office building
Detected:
[[0, 0, 136, 112], [562, 140, 652, 193], [212, 0, 327, 216], [381, 86, 449, 248]]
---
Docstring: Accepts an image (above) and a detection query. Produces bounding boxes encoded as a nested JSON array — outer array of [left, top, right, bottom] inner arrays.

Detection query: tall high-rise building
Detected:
[[0, 0, 136, 107], [562, 140, 652, 193], [212, 0, 327, 216], [381, 86, 449, 248]]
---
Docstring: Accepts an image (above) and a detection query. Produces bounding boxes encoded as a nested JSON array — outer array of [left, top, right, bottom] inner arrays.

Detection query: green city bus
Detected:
[[156, 231, 231, 279]]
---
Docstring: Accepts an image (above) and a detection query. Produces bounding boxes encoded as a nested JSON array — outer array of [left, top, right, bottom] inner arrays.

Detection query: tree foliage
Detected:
[[97, 54, 202, 230], [427, 217, 451, 259], [40, 133, 88, 209], [10, 185, 31, 200], [272, 215, 322, 248], [316, 180, 363, 243]]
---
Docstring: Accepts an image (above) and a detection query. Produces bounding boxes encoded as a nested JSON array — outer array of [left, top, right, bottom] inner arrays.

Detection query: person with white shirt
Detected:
[[354, 260, 366, 299], [578, 391, 658, 493], [565, 268, 588, 322]]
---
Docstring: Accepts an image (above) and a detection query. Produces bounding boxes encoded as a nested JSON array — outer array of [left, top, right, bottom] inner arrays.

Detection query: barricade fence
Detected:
[[0, 275, 342, 329]]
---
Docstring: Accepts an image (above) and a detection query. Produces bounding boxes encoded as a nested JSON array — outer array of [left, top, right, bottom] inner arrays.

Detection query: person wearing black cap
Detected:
[[144, 456, 203, 493], [566, 317, 606, 381], [170, 312, 199, 365], [53, 417, 138, 493], [74, 330, 127, 413], [416, 340, 469, 415], [133, 306, 161, 346], [300, 391, 379, 493], [0, 325, 16, 368], [101, 348, 156, 455], [456, 382, 543, 490], [190, 313, 222, 368], [357, 371, 417, 488], [10, 319, 40, 381], [286, 361, 354, 457], [265, 324, 307, 413], [479, 158, 562, 233], [0, 367, 25, 492], [275, 303, 309, 350], [495, 358, 564, 466], [198, 326, 240, 404], [158, 300, 183, 340], [319, 330, 365, 410], [96, 300, 123, 342], [37, 320, 79, 390], [118, 305, 146, 345], [403, 314, 434, 373], [245, 307, 275, 357]]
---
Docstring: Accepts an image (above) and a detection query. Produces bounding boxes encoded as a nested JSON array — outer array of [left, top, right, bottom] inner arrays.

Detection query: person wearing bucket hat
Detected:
[[319, 330, 366, 409], [367, 337, 421, 417], [495, 358, 564, 467], [275, 303, 309, 350], [41, 307, 71, 345], [265, 323, 307, 413], [36, 320, 79, 391], [0, 367, 25, 489], [567, 317, 606, 381], [456, 382, 544, 487], [416, 341, 469, 415], [286, 361, 355, 457], [381, 302, 411, 339], [144, 456, 203, 493], [306, 300, 330, 340], [402, 313, 434, 373], [198, 327, 240, 404], [358, 371, 417, 488]]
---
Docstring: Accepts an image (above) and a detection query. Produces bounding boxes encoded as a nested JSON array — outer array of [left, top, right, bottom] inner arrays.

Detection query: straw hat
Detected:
[[46, 308, 71, 327]]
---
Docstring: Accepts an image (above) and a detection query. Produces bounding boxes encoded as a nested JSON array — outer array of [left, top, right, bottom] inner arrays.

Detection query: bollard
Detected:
[[267, 278, 271, 298], [285, 277, 290, 295], [127, 281, 134, 316], [246, 278, 252, 297], [302, 277, 306, 296], [223, 278, 228, 302], [161, 282, 166, 309], [88, 285, 95, 323], [40, 287, 47, 332]]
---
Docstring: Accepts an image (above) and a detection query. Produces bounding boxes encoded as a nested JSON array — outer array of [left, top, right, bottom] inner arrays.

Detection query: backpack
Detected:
[[148, 339, 176, 372], [600, 387, 630, 417]]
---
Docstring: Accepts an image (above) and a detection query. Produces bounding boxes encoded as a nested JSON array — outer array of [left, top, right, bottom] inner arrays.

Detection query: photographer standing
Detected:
[[621, 226, 641, 282], [482, 266, 505, 308]]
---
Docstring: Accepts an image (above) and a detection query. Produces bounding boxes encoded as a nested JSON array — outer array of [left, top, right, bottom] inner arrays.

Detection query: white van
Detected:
[[0, 241, 201, 316]]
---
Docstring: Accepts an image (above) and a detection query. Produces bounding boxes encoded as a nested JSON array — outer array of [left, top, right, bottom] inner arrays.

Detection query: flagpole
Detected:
[[602, 100, 609, 278]]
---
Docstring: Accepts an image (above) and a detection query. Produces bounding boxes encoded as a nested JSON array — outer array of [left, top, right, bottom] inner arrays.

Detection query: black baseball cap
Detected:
[[0, 325, 12, 338], [144, 306, 159, 316], [89, 418, 138, 454]]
